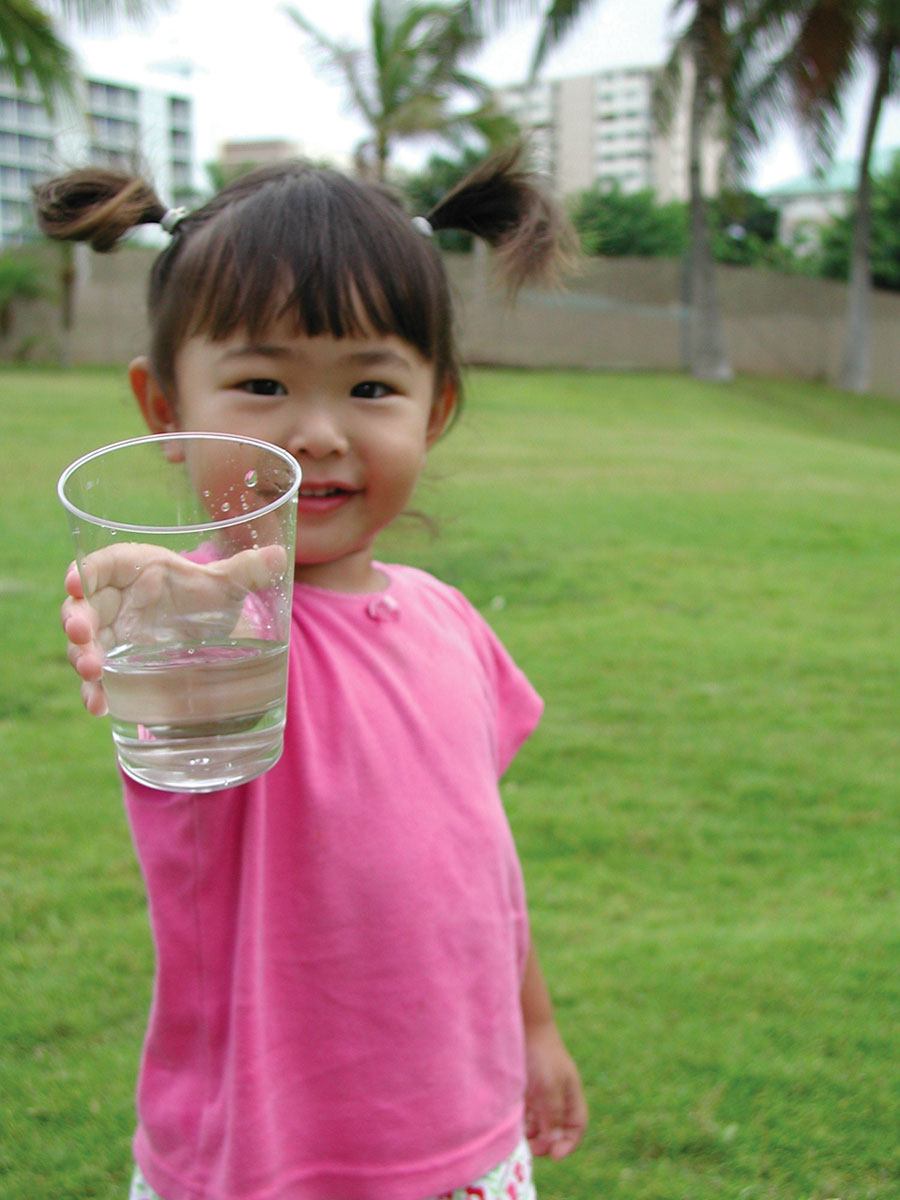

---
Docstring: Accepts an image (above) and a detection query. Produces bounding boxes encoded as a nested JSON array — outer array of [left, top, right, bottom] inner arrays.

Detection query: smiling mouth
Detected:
[[300, 486, 351, 498]]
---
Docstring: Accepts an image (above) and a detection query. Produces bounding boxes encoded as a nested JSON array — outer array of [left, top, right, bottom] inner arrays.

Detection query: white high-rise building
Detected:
[[0, 65, 204, 244], [498, 63, 723, 203]]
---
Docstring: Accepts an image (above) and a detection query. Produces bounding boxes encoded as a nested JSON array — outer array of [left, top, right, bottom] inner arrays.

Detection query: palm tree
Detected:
[[752, 0, 900, 392], [1, 1, 74, 109], [284, 0, 516, 181], [0, 1, 166, 113], [464, 0, 766, 381], [654, 0, 762, 381]]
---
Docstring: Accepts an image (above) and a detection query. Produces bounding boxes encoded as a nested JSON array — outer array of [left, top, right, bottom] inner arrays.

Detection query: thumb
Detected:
[[548, 1075, 588, 1159], [206, 545, 287, 593]]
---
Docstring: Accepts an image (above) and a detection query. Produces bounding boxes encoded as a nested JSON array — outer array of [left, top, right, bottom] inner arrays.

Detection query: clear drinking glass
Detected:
[[58, 433, 301, 792]]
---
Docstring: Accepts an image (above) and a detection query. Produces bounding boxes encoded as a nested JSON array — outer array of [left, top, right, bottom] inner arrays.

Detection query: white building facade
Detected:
[[0, 67, 203, 245], [498, 63, 722, 203]]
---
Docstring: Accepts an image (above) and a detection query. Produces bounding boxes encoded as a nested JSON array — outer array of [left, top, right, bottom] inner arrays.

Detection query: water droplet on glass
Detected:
[[190, 755, 212, 768], [221, 501, 230, 513], [244, 469, 258, 488], [203, 489, 211, 498]]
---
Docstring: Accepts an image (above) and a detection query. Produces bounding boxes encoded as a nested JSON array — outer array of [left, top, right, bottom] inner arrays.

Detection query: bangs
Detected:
[[149, 167, 452, 389]]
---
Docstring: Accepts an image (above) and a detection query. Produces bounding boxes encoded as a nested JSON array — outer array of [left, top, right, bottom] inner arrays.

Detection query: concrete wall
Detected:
[[451, 254, 900, 395], [5, 245, 900, 398], [3, 243, 152, 367]]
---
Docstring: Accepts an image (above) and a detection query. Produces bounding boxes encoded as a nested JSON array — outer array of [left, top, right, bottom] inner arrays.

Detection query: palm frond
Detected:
[[443, 68, 493, 102], [531, 0, 595, 75], [463, 101, 521, 150], [43, 0, 170, 27], [384, 92, 448, 136], [458, 0, 541, 36], [652, 50, 683, 132], [0, 0, 75, 111]]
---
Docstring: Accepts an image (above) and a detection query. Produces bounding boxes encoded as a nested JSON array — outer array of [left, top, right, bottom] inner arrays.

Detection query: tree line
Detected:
[[564, 167, 900, 288]]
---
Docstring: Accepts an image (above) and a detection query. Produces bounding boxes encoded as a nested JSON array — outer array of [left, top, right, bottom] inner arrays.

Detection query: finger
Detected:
[[527, 1130, 556, 1158], [80, 543, 177, 596], [62, 595, 99, 645], [547, 1079, 589, 1160], [89, 585, 126, 633], [82, 678, 109, 717], [548, 1130, 579, 1159], [67, 639, 104, 683], [65, 561, 85, 600], [524, 1105, 540, 1140], [205, 544, 287, 593], [525, 1095, 558, 1158]]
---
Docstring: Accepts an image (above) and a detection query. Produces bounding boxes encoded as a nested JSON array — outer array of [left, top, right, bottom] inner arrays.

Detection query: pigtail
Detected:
[[426, 144, 577, 293], [34, 168, 167, 253]]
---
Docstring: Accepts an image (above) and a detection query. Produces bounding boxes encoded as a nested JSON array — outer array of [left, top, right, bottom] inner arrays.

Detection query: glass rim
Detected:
[[57, 432, 302, 536]]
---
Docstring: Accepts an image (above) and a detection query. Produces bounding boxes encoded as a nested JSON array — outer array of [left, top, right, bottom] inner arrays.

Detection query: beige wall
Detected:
[[451, 254, 900, 396], [5, 245, 900, 398]]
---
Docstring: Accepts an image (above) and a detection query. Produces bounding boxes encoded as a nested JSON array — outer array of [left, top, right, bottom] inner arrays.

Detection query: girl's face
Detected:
[[129, 317, 456, 593]]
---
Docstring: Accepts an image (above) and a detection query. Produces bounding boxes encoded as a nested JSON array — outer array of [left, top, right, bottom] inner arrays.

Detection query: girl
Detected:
[[40, 149, 587, 1200]]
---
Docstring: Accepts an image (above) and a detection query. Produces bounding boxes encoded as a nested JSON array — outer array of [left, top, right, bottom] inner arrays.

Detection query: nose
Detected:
[[285, 402, 349, 461]]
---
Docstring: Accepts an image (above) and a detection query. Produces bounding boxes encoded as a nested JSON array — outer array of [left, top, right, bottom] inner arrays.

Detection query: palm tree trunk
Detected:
[[59, 242, 76, 369], [375, 130, 389, 183], [686, 51, 732, 382], [838, 43, 891, 393]]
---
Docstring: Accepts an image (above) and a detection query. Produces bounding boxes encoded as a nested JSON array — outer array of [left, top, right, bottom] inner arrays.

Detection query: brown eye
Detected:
[[350, 381, 393, 399], [239, 379, 287, 396]]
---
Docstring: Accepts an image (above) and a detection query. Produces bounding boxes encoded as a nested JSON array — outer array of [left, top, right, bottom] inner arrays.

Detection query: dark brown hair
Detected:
[[34, 147, 573, 401]]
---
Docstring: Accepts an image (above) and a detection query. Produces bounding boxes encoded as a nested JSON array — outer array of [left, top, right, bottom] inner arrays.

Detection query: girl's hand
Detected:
[[61, 543, 287, 717], [523, 1020, 588, 1160], [62, 563, 110, 716]]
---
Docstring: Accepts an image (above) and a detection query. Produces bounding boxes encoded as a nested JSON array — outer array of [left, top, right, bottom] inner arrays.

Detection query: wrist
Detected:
[[523, 1013, 560, 1041]]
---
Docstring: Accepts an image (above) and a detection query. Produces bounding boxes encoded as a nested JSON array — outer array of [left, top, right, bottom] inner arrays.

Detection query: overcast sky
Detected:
[[67, 0, 900, 191]]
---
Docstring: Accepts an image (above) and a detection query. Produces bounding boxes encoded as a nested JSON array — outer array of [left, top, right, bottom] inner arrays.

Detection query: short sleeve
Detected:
[[454, 598, 544, 777]]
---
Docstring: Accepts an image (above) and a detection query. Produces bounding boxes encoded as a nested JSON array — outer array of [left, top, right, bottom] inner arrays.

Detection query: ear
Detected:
[[129, 356, 177, 433], [425, 382, 458, 448]]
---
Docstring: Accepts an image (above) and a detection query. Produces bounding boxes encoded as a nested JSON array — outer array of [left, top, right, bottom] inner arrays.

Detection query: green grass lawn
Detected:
[[2, 364, 899, 1199]]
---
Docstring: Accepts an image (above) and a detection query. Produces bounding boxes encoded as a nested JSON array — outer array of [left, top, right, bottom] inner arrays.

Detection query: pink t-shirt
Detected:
[[123, 564, 543, 1200]]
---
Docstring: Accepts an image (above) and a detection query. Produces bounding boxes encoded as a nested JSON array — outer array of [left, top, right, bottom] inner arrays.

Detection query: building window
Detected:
[[15, 100, 44, 129], [17, 133, 52, 161], [1, 198, 27, 224], [170, 97, 191, 126], [88, 80, 138, 114]]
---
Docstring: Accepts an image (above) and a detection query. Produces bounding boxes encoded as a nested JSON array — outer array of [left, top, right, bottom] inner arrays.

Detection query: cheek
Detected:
[[182, 442, 283, 528], [377, 429, 429, 487]]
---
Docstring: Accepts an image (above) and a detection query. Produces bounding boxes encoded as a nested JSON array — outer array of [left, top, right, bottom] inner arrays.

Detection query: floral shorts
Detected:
[[129, 1137, 536, 1200]]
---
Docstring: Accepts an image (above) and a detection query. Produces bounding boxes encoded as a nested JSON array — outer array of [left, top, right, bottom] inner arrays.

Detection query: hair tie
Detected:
[[160, 206, 187, 234], [411, 215, 433, 237]]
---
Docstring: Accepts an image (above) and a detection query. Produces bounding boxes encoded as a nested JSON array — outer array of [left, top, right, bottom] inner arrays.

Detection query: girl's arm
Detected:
[[521, 941, 588, 1159]]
